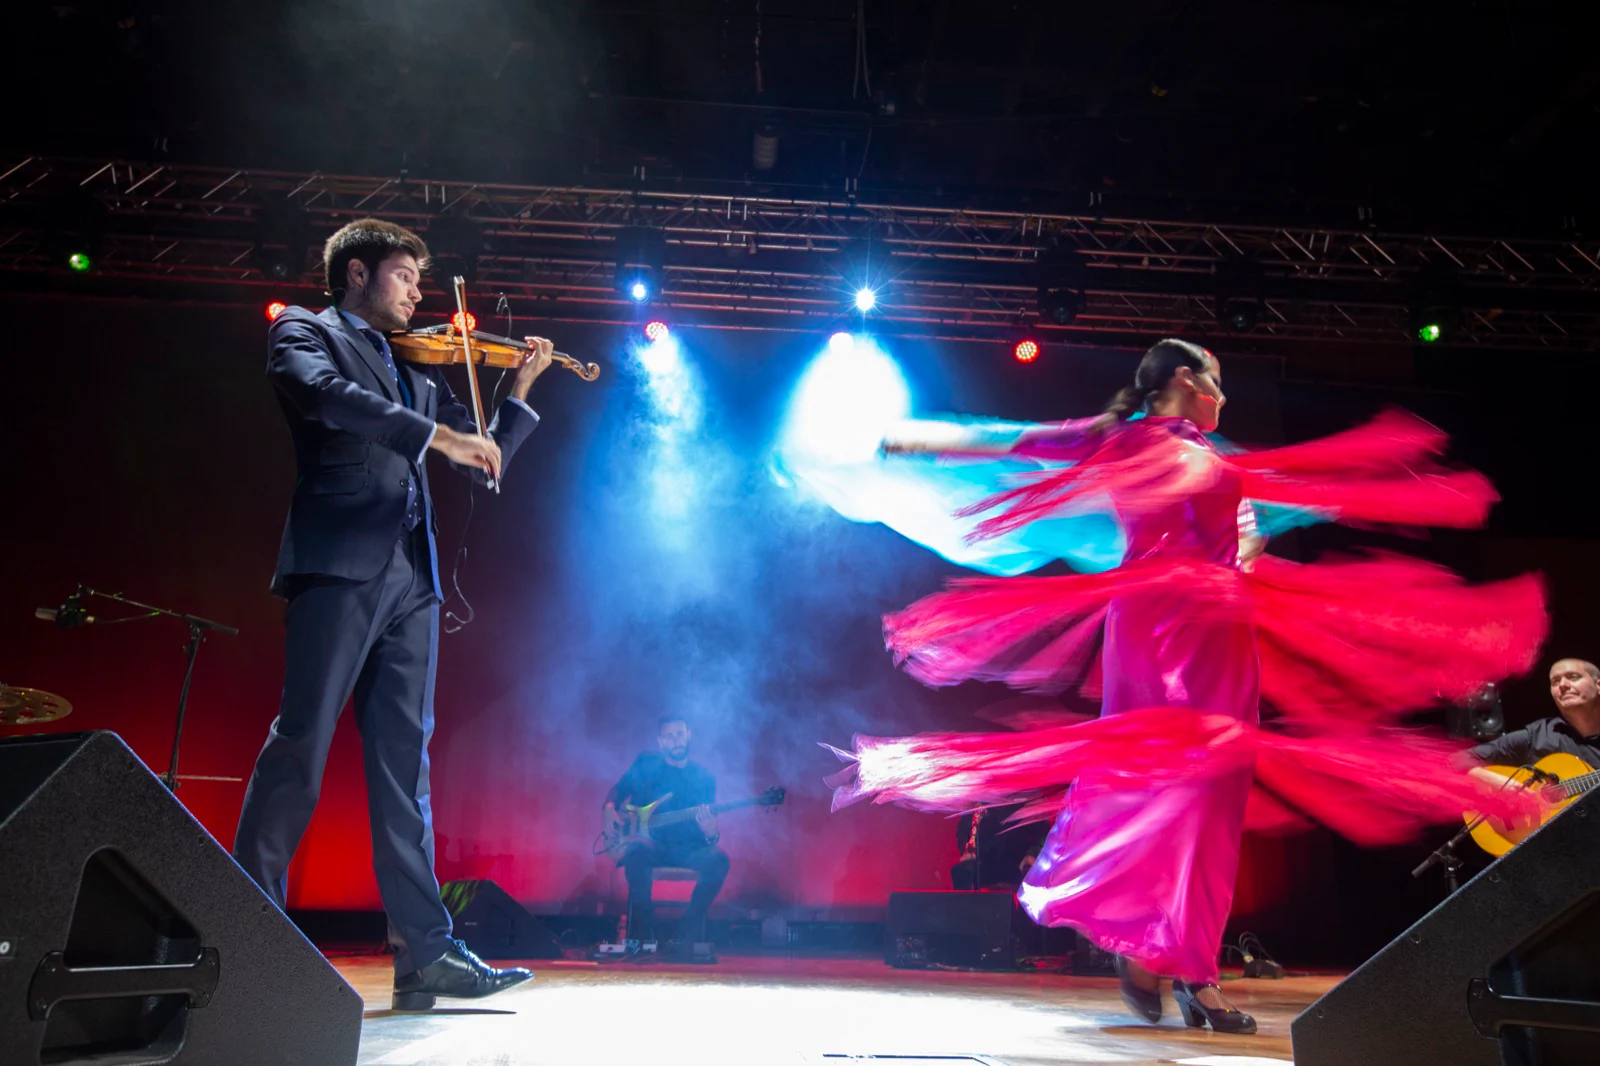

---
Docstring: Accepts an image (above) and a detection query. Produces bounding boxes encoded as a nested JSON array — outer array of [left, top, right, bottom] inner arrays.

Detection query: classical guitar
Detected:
[[597, 786, 786, 860], [1465, 752, 1598, 856]]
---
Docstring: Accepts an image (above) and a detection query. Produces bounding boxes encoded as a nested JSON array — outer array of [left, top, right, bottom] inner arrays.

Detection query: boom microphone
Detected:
[[34, 596, 93, 627]]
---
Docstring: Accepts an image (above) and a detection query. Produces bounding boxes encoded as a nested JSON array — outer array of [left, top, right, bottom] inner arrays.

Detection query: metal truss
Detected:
[[2, 155, 1597, 349]]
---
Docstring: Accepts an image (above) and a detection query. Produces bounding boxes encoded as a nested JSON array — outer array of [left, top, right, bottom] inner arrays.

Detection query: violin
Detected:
[[387, 276, 599, 494], [388, 327, 601, 382]]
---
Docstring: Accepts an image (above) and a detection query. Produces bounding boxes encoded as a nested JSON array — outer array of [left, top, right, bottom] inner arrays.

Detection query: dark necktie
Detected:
[[359, 327, 423, 531], [362, 328, 414, 408]]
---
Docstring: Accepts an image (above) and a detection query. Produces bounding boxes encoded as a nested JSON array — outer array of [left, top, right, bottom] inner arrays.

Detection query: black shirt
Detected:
[[954, 804, 1048, 884], [609, 752, 717, 851], [1470, 716, 1600, 769]]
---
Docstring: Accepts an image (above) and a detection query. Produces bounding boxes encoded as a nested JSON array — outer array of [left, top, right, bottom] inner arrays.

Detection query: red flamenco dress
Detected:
[[824, 410, 1545, 983]]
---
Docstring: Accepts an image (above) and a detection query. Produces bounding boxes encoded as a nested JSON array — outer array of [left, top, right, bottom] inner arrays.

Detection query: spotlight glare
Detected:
[[630, 279, 651, 302], [452, 311, 477, 333], [67, 251, 92, 272], [854, 287, 877, 312], [782, 335, 911, 466], [265, 301, 288, 321], [638, 333, 682, 377], [828, 331, 855, 352], [644, 320, 671, 343], [1013, 338, 1040, 363]]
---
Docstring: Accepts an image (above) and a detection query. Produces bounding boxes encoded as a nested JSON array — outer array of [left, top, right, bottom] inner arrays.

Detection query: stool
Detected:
[[614, 865, 700, 941]]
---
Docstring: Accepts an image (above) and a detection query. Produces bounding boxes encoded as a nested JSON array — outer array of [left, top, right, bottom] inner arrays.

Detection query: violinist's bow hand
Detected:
[[430, 425, 503, 482]]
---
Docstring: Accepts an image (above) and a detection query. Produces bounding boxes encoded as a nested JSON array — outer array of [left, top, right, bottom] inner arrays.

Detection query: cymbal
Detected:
[[0, 685, 72, 725]]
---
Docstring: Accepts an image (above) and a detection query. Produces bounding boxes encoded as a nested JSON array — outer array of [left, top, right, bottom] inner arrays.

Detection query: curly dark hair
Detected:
[[322, 218, 430, 303], [1104, 338, 1213, 419]]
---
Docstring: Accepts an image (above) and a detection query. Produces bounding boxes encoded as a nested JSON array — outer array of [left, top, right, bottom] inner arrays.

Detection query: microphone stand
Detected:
[[1412, 765, 1545, 897], [1411, 818, 1476, 896], [73, 586, 238, 792]]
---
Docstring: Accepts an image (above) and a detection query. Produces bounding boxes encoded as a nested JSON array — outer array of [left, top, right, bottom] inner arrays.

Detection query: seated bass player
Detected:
[[602, 716, 730, 957]]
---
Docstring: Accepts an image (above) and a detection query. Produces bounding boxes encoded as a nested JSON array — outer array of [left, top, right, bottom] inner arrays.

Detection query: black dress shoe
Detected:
[[1171, 980, 1257, 1035], [1113, 955, 1162, 1023], [392, 938, 533, 1011]]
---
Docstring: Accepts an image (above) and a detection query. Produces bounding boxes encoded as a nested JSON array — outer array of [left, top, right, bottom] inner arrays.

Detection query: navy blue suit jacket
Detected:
[[266, 305, 539, 598]]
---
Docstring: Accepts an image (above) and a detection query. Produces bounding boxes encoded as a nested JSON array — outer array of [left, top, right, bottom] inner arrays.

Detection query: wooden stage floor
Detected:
[[336, 952, 1337, 1065]]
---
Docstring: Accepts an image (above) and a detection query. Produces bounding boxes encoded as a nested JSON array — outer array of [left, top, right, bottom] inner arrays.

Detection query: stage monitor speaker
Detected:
[[886, 890, 1086, 972], [0, 731, 362, 1066], [439, 880, 561, 960], [1292, 786, 1600, 1066]]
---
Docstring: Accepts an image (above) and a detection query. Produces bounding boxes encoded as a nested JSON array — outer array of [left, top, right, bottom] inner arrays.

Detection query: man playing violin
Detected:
[[233, 218, 554, 1011]]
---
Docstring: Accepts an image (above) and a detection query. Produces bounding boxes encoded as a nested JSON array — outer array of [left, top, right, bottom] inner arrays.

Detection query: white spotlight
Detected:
[[780, 335, 910, 466], [854, 287, 877, 312]]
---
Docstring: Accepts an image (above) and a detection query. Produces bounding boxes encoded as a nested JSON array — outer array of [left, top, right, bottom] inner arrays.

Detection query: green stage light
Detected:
[[67, 251, 92, 272], [1416, 322, 1442, 343]]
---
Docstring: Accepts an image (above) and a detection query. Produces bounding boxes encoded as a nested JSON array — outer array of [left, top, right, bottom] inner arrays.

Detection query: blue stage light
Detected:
[[854, 287, 877, 313]]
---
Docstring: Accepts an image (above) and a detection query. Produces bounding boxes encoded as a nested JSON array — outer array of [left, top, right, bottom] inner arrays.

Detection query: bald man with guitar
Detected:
[[1463, 658, 1600, 855]]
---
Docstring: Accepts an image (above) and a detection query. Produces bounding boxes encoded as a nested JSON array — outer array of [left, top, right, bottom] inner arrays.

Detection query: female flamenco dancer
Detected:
[[817, 339, 1546, 1035]]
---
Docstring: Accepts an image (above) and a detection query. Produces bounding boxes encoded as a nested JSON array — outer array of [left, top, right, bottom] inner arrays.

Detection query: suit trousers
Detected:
[[622, 841, 730, 944], [234, 526, 451, 975]]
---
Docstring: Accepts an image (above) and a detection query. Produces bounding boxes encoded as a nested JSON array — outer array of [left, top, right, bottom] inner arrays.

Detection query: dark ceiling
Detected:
[[11, 1, 1596, 231]]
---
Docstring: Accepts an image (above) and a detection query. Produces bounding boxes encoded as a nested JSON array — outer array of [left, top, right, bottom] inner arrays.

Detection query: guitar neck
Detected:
[[648, 796, 763, 829], [1560, 769, 1600, 797]]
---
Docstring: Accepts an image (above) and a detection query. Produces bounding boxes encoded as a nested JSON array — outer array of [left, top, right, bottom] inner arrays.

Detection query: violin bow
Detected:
[[450, 276, 498, 493]]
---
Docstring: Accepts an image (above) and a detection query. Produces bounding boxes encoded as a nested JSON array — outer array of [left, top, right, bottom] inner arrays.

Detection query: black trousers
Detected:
[[233, 529, 451, 975], [621, 841, 730, 944]]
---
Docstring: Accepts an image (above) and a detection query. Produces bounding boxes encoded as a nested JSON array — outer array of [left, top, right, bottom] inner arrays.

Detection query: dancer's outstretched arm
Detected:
[[881, 413, 1115, 458]]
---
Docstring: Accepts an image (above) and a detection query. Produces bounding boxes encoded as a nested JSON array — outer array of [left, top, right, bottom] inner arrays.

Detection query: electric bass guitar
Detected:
[[1465, 752, 1598, 856], [597, 786, 786, 860]]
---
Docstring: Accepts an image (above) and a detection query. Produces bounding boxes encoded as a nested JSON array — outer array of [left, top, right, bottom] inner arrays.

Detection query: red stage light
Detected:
[[265, 302, 287, 321], [452, 311, 477, 332], [644, 320, 670, 343], [1014, 338, 1040, 363]]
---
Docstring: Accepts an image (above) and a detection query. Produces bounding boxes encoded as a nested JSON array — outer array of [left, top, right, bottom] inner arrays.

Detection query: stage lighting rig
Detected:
[[838, 236, 888, 317], [1214, 255, 1264, 334], [1217, 295, 1261, 333], [1409, 268, 1463, 344], [251, 199, 310, 282], [427, 212, 486, 284], [47, 187, 107, 275], [752, 125, 780, 173], [613, 226, 667, 304], [1036, 241, 1085, 326]]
